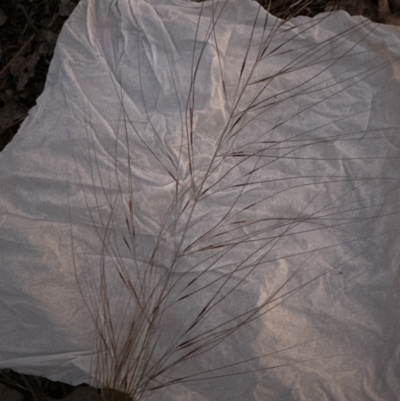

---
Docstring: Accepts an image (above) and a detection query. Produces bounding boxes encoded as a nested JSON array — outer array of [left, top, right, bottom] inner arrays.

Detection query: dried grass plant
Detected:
[[68, 1, 400, 400]]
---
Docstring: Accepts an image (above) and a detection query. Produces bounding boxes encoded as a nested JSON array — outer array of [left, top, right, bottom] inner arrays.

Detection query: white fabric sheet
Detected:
[[1, 0, 400, 400]]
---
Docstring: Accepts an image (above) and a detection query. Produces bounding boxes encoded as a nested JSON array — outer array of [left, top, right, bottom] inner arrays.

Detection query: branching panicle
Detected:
[[69, 1, 400, 400]]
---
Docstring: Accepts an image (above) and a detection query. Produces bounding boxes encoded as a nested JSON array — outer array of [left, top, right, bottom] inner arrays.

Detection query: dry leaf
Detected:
[[16, 51, 40, 91], [0, 8, 7, 27]]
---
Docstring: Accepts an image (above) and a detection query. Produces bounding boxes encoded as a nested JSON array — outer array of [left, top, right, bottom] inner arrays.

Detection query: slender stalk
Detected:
[[69, 1, 400, 400]]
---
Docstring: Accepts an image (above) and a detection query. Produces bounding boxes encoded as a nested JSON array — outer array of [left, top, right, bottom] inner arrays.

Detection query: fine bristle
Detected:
[[68, 1, 400, 400]]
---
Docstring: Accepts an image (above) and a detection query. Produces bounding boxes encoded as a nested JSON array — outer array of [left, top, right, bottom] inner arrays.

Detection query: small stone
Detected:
[[59, 0, 75, 17], [9, 56, 26, 77], [5, 89, 14, 97]]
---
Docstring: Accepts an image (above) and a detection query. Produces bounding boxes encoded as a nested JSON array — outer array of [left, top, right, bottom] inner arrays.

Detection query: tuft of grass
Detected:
[[68, 1, 400, 400]]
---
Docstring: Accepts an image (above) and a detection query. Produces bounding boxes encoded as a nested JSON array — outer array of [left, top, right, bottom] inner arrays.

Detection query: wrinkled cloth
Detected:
[[1, 1, 400, 400]]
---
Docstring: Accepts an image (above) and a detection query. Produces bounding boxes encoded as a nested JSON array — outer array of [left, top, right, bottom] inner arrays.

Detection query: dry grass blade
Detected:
[[67, 1, 400, 400]]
